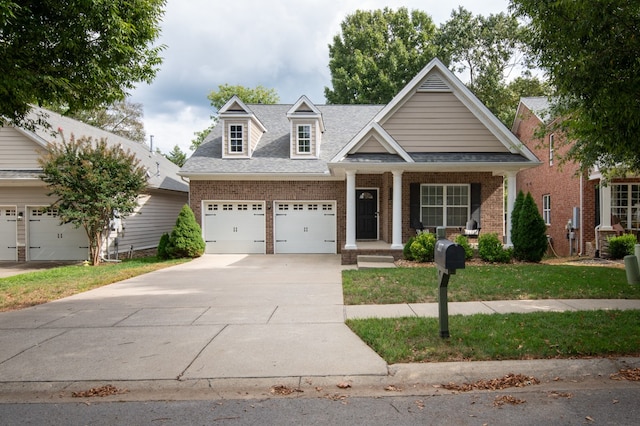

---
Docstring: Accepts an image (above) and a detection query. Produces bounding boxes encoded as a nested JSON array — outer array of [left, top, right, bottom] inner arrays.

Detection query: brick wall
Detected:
[[514, 105, 592, 256]]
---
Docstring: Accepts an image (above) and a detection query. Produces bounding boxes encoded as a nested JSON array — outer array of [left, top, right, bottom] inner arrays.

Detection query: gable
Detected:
[[0, 127, 47, 169], [381, 91, 509, 153]]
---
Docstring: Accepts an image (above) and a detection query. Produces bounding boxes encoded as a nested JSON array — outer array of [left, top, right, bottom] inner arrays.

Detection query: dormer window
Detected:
[[230, 124, 243, 153], [297, 125, 311, 154]]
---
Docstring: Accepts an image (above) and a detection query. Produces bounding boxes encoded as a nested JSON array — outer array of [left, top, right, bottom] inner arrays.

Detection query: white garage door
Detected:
[[0, 207, 17, 261], [204, 202, 266, 254], [28, 207, 89, 261], [274, 202, 336, 254]]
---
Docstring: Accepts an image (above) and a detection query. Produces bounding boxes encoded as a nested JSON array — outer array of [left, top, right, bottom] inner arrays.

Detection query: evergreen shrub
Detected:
[[608, 234, 638, 259], [410, 232, 436, 262], [478, 233, 511, 263], [166, 205, 205, 259], [454, 234, 474, 260]]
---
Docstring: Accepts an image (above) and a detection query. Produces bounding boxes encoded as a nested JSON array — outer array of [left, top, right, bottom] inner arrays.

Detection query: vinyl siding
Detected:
[[222, 120, 249, 158], [357, 134, 387, 153], [382, 92, 508, 153], [104, 190, 187, 254], [290, 119, 318, 158], [249, 117, 263, 153], [0, 127, 46, 168]]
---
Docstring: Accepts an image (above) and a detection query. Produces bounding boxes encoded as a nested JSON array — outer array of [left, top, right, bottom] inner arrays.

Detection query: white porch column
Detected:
[[600, 184, 612, 230], [391, 170, 403, 249], [345, 170, 357, 249], [505, 171, 517, 246]]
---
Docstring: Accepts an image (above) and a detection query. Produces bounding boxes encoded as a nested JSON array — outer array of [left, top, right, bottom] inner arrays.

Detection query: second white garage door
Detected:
[[28, 207, 89, 261], [0, 207, 17, 261], [274, 201, 336, 254], [203, 202, 266, 254]]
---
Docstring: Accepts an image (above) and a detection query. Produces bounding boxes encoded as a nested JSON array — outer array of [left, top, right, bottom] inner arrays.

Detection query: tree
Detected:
[[510, 190, 525, 258], [165, 205, 205, 259], [325, 7, 440, 104], [165, 145, 187, 167], [39, 133, 147, 265], [0, 1, 165, 129], [60, 100, 146, 143], [511, 0, 640, 175], [512, 192, 548, 262], [191, 84, 280, 150]]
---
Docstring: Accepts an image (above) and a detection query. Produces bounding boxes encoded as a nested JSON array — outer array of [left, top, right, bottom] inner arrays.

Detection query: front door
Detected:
[[356, 189, 378, 240]]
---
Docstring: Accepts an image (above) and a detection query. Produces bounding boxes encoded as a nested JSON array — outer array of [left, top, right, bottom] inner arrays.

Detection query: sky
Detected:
[[130, 0, 512, 155]]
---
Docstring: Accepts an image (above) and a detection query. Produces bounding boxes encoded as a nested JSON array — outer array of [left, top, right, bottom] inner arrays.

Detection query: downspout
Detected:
[[579, 174, 584, 256]]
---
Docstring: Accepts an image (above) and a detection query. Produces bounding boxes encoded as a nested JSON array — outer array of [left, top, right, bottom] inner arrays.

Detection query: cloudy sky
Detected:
[[130, 0, 511, 155]]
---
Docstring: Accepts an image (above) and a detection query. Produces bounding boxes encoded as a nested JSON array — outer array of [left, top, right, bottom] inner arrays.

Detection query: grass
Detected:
[[343, 264, 640, 305], [0, 257, 189, 312], [347, 310, 640, 363]]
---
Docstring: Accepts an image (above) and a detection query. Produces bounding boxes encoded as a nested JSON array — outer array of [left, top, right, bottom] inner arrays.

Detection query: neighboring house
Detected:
[[180, 58, 541, 264], [513, 97, 640, 257], [0, 107, 188, 262]]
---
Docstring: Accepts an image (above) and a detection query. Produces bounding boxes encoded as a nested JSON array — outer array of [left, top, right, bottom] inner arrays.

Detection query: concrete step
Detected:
[[357, 255, 396, 269]]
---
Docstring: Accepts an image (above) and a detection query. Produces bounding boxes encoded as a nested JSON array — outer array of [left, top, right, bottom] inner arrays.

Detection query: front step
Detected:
[[357, 255, 396, 269]]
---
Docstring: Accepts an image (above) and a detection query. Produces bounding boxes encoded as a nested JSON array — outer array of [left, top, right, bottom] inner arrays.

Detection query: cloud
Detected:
[[130, 0, 510, 155]]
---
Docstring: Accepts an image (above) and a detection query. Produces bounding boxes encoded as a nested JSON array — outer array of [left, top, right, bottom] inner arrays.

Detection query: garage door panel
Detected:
[[28, 207, 89, 261], [204, 202, 265, 254], [274, 202, 336, 254], [0, 207, 17, 261]]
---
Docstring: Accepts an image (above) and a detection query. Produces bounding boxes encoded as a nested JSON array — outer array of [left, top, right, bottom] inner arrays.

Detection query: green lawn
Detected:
[[0, 257, 189, 311], [344, 263, 640, 363], [343, 264, 639, 305]]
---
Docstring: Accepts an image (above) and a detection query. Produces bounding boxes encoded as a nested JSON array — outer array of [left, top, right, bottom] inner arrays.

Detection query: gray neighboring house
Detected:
[[180, 58, 541, 264], [0, 107, 188, 262]]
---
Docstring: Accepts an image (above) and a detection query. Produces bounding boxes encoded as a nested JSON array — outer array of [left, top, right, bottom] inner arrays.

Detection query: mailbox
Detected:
[[434, 239, 466, 273]]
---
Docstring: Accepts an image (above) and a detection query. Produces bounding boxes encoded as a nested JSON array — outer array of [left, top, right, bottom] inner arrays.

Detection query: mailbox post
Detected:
[[434, 227, 466, 338]]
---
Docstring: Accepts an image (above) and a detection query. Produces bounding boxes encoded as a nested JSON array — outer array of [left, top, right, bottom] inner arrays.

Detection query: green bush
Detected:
[[478, 233, 511, 263], [410, 232, 436, 262], [454, 234, 474, 260], [166, 205, 205, 259], [403, 236, 416, 260], [608, 234, 638, 259], [512, 192, 548, 262], [157, 233, 170, 259]]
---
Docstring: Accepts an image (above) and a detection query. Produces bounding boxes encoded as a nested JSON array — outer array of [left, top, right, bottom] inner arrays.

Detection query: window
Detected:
[[420, 184, 469, 227], [611, 183, 640, 230], [297, 124, 311, 153], [229, 124, 243, 153], [549, 134, 554, 166], [542, 194, 551, 225]]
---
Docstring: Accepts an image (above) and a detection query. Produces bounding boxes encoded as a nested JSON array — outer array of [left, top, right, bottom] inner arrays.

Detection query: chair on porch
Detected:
[[411, 219, 425, 235], [459, 219, 481, 238]]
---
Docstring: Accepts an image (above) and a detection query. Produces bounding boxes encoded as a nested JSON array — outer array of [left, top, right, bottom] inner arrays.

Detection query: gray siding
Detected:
[[0, 127, 45, 168], [381, 92, 508, 153]]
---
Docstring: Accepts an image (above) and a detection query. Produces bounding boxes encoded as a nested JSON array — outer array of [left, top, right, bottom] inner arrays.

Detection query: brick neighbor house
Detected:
[[513, 97, 640, 258], [180, 58, 541, 264]]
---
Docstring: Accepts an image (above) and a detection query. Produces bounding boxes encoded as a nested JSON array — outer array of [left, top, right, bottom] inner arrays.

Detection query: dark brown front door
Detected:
[[356, 189, 378, 240]]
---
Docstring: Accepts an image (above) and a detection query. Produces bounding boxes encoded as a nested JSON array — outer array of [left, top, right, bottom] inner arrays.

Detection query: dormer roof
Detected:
[[286, 96, 325, 132]]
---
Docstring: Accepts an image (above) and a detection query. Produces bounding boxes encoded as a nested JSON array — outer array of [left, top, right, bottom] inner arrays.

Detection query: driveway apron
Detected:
[[0, 255, 387, 383]]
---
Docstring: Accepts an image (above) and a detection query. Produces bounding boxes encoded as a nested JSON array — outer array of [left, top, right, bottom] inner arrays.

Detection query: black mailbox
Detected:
[[434, 239, 466, 272]]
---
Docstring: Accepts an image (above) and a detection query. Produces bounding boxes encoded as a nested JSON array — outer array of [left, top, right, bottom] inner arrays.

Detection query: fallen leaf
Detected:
[[493, 395, 526, 407], [72, 384, 128, 398], [270, 385, 303, 396], [384, 385, 402, 392], [586, 416, 595, 422], [610, 368, 640, 381], [337, 382, 352, 389], [442, 373, 540, 392]]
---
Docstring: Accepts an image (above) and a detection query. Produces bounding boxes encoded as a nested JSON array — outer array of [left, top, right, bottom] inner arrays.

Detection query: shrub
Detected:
[[410, 232, 436, 262], [454, 234, 474, 260], [478, 233, 511, 263], [608, 234, 638, 259], [510, 190, 525, 255], [403, 236, 416, 260], [166, 205, 205, 259], [512, 192, 548, 262], [157, 233, 170, 259]]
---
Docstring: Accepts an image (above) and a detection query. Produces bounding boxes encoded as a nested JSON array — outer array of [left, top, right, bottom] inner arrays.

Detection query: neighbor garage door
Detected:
[[203, 201, 266, 254], [28, 207, 89, 261], [0, 207, 17, 261], [274, 201, 336, 254]]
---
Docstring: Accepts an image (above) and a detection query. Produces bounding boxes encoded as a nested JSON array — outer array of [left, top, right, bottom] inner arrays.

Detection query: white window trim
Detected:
[[542, 194, 551, 225], [228, 124, 244, 153], [420, 184, 470, 228], [549, 133, 554, 166], [611, 183, 640, 230], [296, 124, 311, 154]]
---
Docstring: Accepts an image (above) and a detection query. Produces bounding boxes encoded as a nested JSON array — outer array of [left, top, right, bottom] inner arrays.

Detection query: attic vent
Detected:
[[418, 73, 451, 92]]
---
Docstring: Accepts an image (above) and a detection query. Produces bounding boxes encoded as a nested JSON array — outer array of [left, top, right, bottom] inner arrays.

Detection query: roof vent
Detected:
[[418, 73, 451, 92]]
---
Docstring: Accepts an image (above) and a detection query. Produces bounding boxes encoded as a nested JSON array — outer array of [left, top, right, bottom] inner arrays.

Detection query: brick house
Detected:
[[513, 97, 640, 257], [180, 58, 541, 263]]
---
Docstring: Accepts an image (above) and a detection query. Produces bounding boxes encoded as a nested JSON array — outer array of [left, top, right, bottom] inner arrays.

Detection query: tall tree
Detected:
[[0, 1, 165, 129], [511, 0, 640, 175], [191, 84, 279, 150], [39, 133, 147, 265], [51, 100, 147, 143], [165, 144, 187, 167], [325, 7, 439, 104]]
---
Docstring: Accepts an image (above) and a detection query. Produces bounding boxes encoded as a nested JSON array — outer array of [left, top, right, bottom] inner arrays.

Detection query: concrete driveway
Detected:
[[0, 255, 387, 385]]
